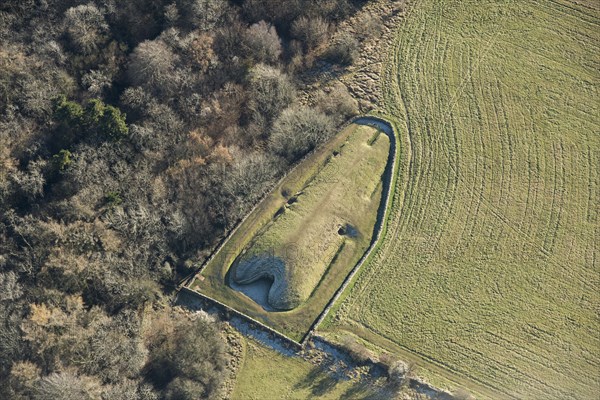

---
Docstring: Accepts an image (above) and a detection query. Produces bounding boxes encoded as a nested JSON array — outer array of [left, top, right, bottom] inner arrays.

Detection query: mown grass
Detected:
[[328, 0, 600, 398], [191, 124, 390, 340]]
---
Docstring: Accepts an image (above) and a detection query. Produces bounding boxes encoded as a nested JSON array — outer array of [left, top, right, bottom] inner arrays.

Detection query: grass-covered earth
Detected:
[[327, 0, 599, 398], [191, 123, 391, 340], [232, 338, 384, 400], [232, 125, 389, 310]]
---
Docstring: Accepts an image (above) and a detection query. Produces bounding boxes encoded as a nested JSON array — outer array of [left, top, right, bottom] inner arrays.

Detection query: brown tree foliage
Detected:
[[0, 0, 370, 397]]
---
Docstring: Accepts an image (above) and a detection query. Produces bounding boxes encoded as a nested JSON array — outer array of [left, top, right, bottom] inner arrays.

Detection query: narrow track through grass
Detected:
[[328, 1, 600, 398]]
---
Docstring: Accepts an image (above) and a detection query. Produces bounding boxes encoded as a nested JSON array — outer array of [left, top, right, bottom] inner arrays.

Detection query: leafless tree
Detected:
[[81, 70, 112, 97], [0, 271, 23, 301], [128, 39, 178, 95], [180, 0, 228, 31], [34, 371, 103, 400], [10, 159, 47, 201], [291, 15, 331, 52], [244, 21, 282, 65], [269, 106, 334, 163], [63, 5, 108, 55], [326, 31, 359, 65], [315, 82, 358, 124], [247, 64, 296, 127]]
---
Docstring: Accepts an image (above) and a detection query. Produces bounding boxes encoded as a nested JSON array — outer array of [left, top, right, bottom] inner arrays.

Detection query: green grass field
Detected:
[[191, 124, 390, 340], [327, 0, 599, 398], [231, 339, 384, 400], [231, 335, 446, 400]]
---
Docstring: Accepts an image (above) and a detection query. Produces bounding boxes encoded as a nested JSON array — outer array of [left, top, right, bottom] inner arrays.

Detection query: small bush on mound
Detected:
[[379, 353, 413, 390], [269, 107, 334, 163]]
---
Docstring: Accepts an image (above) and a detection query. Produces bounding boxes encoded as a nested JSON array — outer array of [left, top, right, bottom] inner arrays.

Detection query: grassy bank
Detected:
[[231, 338, 380, 400]]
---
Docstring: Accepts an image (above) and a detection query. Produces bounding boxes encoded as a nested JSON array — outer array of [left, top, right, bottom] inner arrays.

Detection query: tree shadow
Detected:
[[341, 380, 396, 400], [293, 363, 343, 397]]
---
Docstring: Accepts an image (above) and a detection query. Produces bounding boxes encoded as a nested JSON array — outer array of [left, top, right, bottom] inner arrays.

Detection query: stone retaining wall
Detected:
[[178, 287, 303, 350]]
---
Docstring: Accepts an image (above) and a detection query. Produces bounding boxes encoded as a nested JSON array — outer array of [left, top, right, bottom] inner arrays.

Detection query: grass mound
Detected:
[[192, 123, 391, 340], [232, 127, 389, 310]]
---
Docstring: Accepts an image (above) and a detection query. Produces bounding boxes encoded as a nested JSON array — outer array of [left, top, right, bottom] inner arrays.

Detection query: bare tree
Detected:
[[291, 15, 331, 52], [10, 159, 46, 201], [243, 21, 282, 65], [223, 150, 278, 220], [179, 0, 228, 31], [247, 64, 296, 127], [325, 32, 359, 65], [34, 371, 103, 400], [315, 82, 358, 123], [145, 311, 226, 399], [269, 106, 334, 162], [128, 39, 178, 94], [163, 3, 180, 28], [241, 0, 303, 31], [63, 5, 108, 55], [0, 304, 24, 375], [81, 70, 112, 97], [188, 32, 218, 74], [164, 377, 205, 400], [0, 271, 23, 301]]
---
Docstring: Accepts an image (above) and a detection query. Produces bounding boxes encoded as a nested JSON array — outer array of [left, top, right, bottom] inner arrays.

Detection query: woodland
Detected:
[[0, 1, 372, 398]]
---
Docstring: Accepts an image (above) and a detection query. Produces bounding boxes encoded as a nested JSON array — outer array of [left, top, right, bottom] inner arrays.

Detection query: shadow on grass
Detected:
[[293, 363, 343, 397], [292, 363, 395, 399]]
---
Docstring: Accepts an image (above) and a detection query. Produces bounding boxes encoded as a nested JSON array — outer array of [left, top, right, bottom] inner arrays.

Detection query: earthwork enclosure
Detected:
[[189, 121, 394, 341]]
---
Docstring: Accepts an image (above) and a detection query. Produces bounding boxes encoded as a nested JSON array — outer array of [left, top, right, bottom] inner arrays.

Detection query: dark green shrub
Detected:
[[51, 150, 72, 172], [105, 192, 122, 207], [53, 96, 128, 145], [53, 95, 84, 146], [99, 105, 128, 140]]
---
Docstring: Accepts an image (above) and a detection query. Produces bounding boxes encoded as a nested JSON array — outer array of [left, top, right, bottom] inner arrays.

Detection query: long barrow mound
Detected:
[[189, 120, 395, 340]]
